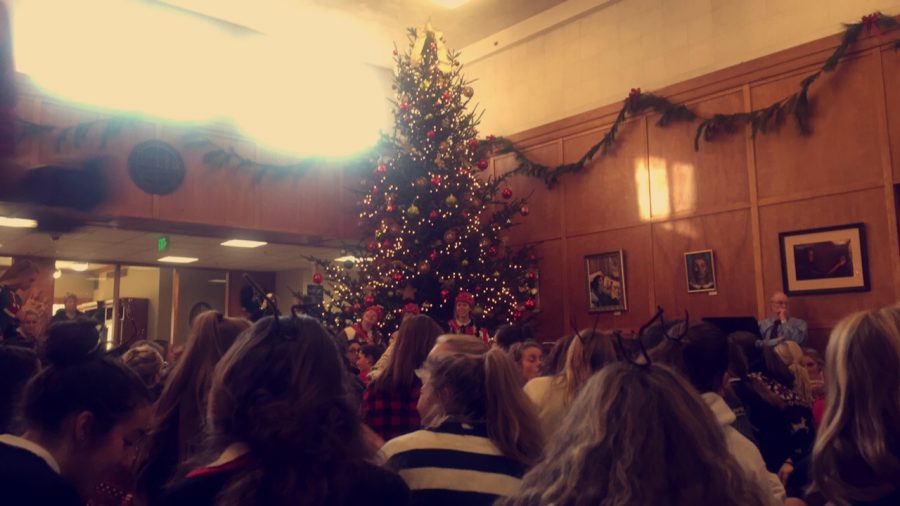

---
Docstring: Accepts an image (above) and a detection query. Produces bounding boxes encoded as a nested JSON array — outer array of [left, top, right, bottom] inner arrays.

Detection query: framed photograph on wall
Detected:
[[684, 249, 716, 293], [779, 223, 869, 296], [585, 250, 627, 312]]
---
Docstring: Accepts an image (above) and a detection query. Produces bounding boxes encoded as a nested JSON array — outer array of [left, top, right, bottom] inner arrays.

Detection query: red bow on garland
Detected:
[[628, 88, 642, 112], [862, 13, 881, 35]]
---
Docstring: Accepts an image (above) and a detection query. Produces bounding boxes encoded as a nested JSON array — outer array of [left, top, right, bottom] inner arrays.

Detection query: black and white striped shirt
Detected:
[[380, 421, 526, 506]]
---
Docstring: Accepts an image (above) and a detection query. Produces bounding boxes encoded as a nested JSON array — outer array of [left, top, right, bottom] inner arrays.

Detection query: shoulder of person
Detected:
[[523, 376, 553, 398], [348, 460, 410, 503]]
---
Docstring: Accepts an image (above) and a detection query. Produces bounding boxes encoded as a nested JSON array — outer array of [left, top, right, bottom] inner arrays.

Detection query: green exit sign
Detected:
[[158, 236, 169, 252]]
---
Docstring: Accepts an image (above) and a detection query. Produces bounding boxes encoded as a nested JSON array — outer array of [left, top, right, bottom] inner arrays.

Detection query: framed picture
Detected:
[[779, 223, 869, 296], [684, 249, 716, 293], [585, 250, 627, 312]]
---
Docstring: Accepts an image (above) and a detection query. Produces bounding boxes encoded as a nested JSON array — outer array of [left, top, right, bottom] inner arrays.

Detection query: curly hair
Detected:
[[497, 362, 770, 506]]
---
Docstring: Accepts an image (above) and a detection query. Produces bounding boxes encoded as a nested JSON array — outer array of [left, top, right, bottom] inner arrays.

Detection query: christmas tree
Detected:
[[310, 25, 539, 334]]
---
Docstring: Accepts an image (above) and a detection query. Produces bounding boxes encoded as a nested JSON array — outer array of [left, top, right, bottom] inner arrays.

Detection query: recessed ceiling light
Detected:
[[55, 260, 90, 272], [159, 256, 199, 264], [208, 278, 227, 284], [0, 217, 38, 228], [221, 239, 268, 248], [430, 0, 470, 8]]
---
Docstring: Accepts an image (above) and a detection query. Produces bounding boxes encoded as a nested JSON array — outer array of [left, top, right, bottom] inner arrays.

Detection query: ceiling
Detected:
[[0, 225, 343, 272], [312, 0, 569, 50]]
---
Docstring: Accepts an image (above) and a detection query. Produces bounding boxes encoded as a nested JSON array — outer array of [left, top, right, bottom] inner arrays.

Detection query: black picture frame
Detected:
[[778, 223, 869, 296]]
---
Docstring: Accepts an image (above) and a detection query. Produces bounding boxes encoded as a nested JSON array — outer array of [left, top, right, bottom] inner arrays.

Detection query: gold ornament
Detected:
[[461, 259, 469, 267], [407, 204, 420, 217], [492, 271, 500, 278], [463, 86, 474, 97], [443, 229, 458, 243], [418, 260, 431, 273], [473, 305, 484, 316], [445, 194, 458, 206]]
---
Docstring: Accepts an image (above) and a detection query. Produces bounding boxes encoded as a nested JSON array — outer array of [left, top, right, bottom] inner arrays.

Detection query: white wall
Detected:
[[275, 268, 311, 310], [174, 268, 227, 343], [465, 0, 900, 135]]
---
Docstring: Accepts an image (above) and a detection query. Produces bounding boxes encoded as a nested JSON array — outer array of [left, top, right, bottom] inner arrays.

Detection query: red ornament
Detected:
[[512, 310, 522, 320], [431, 175, 442, 185], [467, 139, 479, 149], [477, 159, 489, 171], [353, 303, 361, 311], [488, 246, 497, 256], [426, 130, 436, 140], [519, 205, 530, 216], [441, 91, 450, 101], [524, 298, 536, 310], [527, 271, 536, 280], [429, 250, 439, 261], [386, 204, 395, 213], [429, 210, 439, 220], [382, 239, 392, 249], [312, 273, 323, 284], [399, 101, 409, 110], [364, 295, 375, 305], [440, 289, 450, 299], [392, 272, 403, 282], [376, 163, 387, 174], [501, 187, 513, 199], [367, 242, 379, 252], [628, 88, 642, 111]]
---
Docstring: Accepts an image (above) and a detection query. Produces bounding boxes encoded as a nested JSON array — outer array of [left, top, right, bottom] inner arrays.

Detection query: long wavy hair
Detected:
[[774, 340, 813, 404], [368, 314, 442, 394], [422, 334, 544, 467], [205, 315, 374, 506], [556, 328, 617, 405], [497, 362, 770, 506], [134, 311, 249, 505], [812, 306, 900, 505]]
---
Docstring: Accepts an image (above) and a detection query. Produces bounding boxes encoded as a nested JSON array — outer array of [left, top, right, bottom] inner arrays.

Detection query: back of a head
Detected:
[[813, 306, 900, 504], [494, 323, 536, 350], [729, 330, 761, 370], [774, 340, 813, 403], [499, 362, 768, 506], [423, 334, 543, 467], [540, 333, 574, 376], [372, 314, 442, 393], [0, 345, 39, 434], [561, 328, 617, 404], [122, 345, 164, 388], [24, 319, 150, 438], [679, 323, 728, 394], [206, 315, 369, 505]]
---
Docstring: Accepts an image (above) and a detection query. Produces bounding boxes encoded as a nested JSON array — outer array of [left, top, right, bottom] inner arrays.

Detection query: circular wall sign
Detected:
[[127, 140, 186, 195]]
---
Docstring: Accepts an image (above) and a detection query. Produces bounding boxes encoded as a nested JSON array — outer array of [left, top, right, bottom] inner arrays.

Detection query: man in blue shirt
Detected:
[[758, 292, 807, 346]]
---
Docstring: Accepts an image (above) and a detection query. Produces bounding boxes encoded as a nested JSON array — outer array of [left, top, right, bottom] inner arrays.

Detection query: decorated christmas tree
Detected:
[[309, 25, 538, 334]]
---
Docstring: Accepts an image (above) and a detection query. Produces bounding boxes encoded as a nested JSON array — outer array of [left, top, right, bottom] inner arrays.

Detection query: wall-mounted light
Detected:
[[0, 217, 38, 228]]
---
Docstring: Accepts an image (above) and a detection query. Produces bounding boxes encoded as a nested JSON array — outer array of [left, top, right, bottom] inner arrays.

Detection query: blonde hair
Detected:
[[423, 334, 544, 467], [774, 340, 814, 404], [812, 306, 900, 505], [559, 328, 617, 405], [122, 345, 164, 388], [497, 362, 770, 506]]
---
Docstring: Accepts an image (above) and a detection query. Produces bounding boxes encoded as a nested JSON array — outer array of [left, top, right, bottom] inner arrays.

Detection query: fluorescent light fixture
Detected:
[[221, 239, 268, 248], [0, 217, 38, 228], [158, 256, 199, 264], [431, 0, 470, 8], [53, 269, 62, 279], [208, 278, 227, 284], [55, 260, 90, 272], [334, 255, 371, 263]]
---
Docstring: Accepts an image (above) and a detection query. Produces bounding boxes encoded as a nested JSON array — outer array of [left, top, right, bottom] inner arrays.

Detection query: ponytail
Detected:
[[484, 348, 544, 467], [562, 329, 616, 405]]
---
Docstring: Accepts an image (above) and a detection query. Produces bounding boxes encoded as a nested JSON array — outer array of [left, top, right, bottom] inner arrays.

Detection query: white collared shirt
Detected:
[[0, 434, 61, 474]]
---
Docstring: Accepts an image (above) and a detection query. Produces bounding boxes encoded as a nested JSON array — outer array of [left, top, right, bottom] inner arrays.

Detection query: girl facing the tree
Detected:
[[339, 305, 383, 346], [448, 292, 488, 343]]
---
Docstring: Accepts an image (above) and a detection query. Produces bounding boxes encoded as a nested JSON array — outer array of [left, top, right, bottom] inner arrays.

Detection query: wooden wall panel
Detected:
[[95, 120, 157, 219], [564, 225, 653, 331], [531, 239, 565, 341], [758, 188, 892, 349], [752, 53, 884, 201], [295, 164, 349, 238], [156, 131, 257, 228], [647, 92, 749, 217], [561, 119, 646, 235], [881, 49, 900, 183], [495, 141, 562, 244], [651, 209, 757, 319]]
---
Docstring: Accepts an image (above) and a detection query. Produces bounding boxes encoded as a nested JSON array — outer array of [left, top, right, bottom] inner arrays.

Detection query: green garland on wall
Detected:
[[14, 12, 900, 189], [486, 11, 900, 188]]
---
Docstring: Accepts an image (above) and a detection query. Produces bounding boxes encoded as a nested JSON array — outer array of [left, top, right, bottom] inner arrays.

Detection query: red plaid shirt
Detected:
[[362, 381, 422, 442]]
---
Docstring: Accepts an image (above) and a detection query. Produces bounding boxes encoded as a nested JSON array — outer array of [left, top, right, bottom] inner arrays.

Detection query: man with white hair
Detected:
[[758, 292, 807, 346]]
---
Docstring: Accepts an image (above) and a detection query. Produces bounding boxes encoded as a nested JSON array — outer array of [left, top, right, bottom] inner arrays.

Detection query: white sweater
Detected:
[[702, 392, 786, 505]]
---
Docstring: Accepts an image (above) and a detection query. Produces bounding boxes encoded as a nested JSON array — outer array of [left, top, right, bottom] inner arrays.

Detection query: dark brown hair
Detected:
[[205, 315, 374, 506], [368, 314, 442, 394]]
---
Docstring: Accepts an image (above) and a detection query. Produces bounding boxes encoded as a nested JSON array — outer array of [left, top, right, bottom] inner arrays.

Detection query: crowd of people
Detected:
[[0, 267, 897, 506]]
